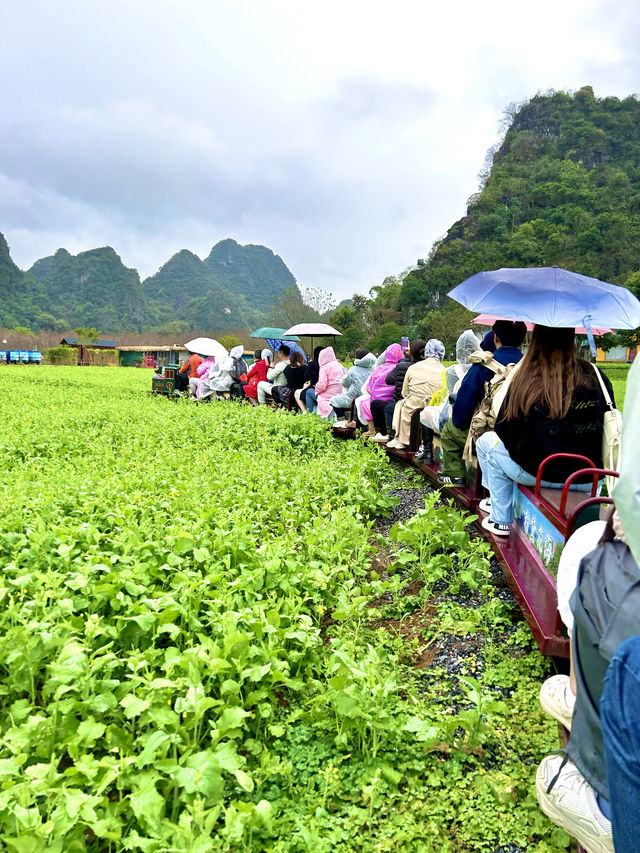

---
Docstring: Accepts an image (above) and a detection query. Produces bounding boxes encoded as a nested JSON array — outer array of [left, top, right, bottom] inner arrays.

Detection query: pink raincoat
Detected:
[[315, 347, 346, 418], [359, 343, 403, 421], [194, 356, 217, 399]]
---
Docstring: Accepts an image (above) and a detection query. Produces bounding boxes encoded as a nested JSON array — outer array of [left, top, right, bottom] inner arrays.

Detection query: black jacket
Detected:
[[304, 360, 320, 387], [284, 364, 306, 390], [385, 358, 412, 402], [495, 363, 614, 481]]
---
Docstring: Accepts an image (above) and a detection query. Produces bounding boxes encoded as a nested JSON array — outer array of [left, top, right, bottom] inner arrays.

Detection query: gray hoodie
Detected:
[[330, 352, 376, 408]]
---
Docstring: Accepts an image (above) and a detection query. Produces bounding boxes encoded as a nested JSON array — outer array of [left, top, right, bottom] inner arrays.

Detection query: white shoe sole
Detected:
[[535, 761, 613, 853]]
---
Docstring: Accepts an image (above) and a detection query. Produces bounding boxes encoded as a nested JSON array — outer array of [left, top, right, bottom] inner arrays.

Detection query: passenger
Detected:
[[242, 349, 272, 405], [369, 342, 417, 442], [352, 351, 386, 428], [257, 345, 291, 405], [600, 635, 640, 852], [175, 351, 204, 392], [302, 347, 345, 417], [271, 350, 306, 408], [438, 320, 527, 486], [356, 343, 404, 437], [475, 324, 614, 537], [295, 346, 322, 413], [189, 354, 217, 398], [332, 349, 376, 425], [387, 339, 445, 450], [205, 345, 248, 399], [230, 349, 261, 399], [536, 507, 637, 853], [419, 329, 480, 460]]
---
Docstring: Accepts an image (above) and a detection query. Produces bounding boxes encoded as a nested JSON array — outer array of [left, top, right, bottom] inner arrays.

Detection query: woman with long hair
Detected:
[[475, 324, 615, 537]]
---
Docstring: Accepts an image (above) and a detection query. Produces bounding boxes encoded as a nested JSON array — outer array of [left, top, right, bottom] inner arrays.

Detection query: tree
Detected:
[[268, 286, 336, 329], [74, 326, 100, 345], [218, 334, 242, 351], [367, 322, 405, 354], [74, 326, 100, 366], [416, 303, 474, 353]]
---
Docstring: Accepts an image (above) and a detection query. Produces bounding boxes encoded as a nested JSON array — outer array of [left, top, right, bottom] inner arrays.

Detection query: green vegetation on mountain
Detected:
[[27, 247, 148, 332], [331, 87, 640, 352], [204, 238, 297, 306], [0, 237, 297, 334]]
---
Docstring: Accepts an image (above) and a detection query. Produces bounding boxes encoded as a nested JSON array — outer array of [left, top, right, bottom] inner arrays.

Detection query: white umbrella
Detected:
[[282, 323, 342, 353], [283, 323, 343, 336], [183, 337, 228, 362]]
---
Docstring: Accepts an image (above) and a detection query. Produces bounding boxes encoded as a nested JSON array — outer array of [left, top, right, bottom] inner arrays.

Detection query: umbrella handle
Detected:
[[583, 314, 597, 359]]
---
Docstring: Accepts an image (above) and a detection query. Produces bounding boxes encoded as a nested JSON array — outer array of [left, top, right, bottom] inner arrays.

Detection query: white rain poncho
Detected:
[[613, 356, 640, 564], [445, 329, 480, 394], [209, 344, 247, 393]]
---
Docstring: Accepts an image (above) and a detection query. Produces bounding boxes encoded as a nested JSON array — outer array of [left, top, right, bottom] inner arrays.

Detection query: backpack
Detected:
[[462, 352, 521, 463], [568, 539, 640, 799]]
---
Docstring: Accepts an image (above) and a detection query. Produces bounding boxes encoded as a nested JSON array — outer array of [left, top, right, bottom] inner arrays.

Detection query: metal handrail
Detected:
[[535, 454, 596, 495], [559, 468, 619, 516]]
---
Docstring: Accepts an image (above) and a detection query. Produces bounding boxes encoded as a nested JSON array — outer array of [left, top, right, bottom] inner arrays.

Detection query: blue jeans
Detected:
[[305, 387, 317, 414], [601, 635, 640, 852], [475, 432, 590, 525]]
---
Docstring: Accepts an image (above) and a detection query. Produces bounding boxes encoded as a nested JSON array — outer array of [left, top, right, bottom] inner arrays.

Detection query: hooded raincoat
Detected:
[[392, 343, 445, 445], [209, 345, 247, 393], [358, 344, 404, 422], [445, 330, 480, 394], [314, 347, 346, 418], [330, 352, 376, 409], [421, 330, 480, 433]]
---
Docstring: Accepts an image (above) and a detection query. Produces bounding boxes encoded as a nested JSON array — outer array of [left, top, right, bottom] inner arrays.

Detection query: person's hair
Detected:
[[354, 348, 367, 359], [253, 349, 262, 361], [279, 344, 291, 357], [290, 350, 304, 367], [410, 339, 426, 361], [313, 346, 322, 361], [480, 331, 496, 353], [492, 320, 527, 348], [502, 325, 589, 421]]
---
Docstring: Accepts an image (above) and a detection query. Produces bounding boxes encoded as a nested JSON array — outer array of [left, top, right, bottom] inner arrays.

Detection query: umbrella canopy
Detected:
[[283, 323, 343, 337], [249, 327, 300, 341], [183, 337, 228, 362], [471, 313, 612, 336], [449, 268, 640, 329], [265, 339, 307, 361]]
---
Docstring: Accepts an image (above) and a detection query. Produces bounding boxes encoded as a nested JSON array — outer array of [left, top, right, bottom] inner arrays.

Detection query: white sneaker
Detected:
[[370, 433, 389, 442], [333, 420, 348, 428], [481, 517, 511, 537], [536, 756, 613, 853], [479, 497, 492, 514], [540, 674, 575, 731], [386, 439, 399, 448]]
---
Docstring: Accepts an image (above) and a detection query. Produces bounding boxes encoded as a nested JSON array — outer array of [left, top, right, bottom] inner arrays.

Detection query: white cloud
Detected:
[[1, 0, 640, 302]]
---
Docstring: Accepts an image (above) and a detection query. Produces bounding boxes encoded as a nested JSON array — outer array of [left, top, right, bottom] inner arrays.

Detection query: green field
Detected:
[[599, 362, 631, 410], [0, 367, 571, 852]]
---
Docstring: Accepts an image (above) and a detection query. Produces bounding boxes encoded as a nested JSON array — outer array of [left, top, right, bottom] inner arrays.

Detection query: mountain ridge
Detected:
[[0, 237, 298, 333]]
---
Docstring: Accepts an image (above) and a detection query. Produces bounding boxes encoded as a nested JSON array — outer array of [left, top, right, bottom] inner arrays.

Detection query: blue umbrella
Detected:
[[448, 266, 640, 356], [266, 338, 307, 362]]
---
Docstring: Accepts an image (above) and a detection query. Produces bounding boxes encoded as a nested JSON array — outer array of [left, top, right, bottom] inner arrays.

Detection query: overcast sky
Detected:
[[2, 1, 640, 301]]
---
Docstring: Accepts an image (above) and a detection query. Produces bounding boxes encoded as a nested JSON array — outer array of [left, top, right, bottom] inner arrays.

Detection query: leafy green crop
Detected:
[[0, 367, 567, 851]]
